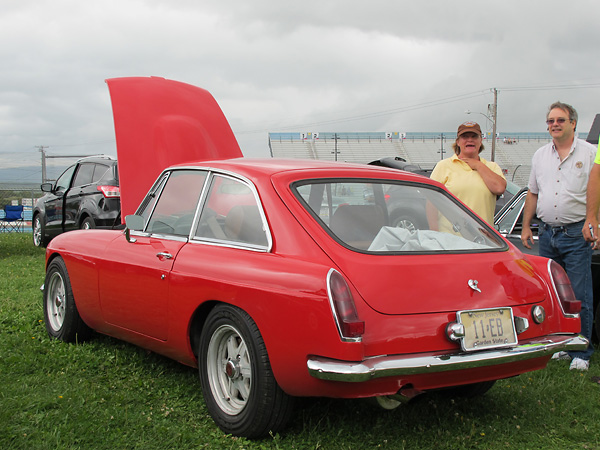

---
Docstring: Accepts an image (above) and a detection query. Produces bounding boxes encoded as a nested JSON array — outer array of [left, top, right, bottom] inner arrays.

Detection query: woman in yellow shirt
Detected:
[[430, 121, 506, 224]]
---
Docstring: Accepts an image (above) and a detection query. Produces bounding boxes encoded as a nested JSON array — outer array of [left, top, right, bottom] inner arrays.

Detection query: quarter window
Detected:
[[73, 163, 95, 187], [195, 175, 268, 248], [92, 163, 111, 183]]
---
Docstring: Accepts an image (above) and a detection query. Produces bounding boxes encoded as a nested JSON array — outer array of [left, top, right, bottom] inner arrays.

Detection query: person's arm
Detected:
[[459, 158, 507, 195], [583, 163, 600, 245], [521, 191, 538, 249]]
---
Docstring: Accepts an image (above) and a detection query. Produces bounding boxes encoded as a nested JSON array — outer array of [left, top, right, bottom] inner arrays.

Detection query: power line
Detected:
[[237, 89, 490, 134], [237, 82, 600, 135]]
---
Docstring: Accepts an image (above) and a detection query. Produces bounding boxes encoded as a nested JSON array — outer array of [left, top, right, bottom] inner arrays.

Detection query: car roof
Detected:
[[75, 155, 117, 165], [168, 157, 436, 184]]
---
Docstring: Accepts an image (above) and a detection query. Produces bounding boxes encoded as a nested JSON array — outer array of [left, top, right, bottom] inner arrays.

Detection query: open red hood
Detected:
[[106, 77, 243, 220]]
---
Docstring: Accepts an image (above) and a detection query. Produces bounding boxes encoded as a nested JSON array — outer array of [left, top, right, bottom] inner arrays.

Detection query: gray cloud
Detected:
[[1, 0, 599, 181]]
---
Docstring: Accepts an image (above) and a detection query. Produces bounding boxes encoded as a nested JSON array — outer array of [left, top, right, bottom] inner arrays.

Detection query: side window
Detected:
[[146, 170, 208, 236], [92, 163, 111, 183], [54, 165, 77, 193], [72, 163, 94, 187], [195, 175, 268, 248]]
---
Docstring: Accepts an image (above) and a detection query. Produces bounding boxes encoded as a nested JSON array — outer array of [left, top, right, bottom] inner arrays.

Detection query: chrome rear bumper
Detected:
[[307, 334, 587, 382]]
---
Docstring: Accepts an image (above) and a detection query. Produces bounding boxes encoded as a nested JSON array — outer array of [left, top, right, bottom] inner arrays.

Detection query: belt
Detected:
[[543, 220, 585, 230]]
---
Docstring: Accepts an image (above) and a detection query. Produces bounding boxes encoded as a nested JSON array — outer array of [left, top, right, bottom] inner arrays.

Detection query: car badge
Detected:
[[468, 279, 481, 293]]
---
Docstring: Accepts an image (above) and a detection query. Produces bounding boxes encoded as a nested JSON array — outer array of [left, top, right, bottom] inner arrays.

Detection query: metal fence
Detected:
[[0, 183, 43, 233]]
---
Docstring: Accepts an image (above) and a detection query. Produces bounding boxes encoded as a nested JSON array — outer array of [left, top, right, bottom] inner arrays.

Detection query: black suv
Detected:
[[32, 156, 121, 247]]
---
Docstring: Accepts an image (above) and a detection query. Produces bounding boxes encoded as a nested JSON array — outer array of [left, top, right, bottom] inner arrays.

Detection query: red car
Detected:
[[43, 77, 587, 438]]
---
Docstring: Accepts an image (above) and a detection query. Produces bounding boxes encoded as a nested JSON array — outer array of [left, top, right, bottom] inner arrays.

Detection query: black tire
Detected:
[[32, 214, 50, 248], [198, 304, 294, 438], [443, 380, 496, 398], [43, 257, 91, 342], [80, 216, 96, 230]]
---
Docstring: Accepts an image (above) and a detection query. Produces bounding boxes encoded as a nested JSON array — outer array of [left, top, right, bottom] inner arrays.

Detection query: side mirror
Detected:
[[41, 183, 54, 193], [124, 215, 145, 243]]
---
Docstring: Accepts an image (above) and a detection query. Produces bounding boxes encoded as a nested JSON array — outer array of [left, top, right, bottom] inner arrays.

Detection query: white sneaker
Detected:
[[551, 351, 571, 361], [569, 358, 590, 371]]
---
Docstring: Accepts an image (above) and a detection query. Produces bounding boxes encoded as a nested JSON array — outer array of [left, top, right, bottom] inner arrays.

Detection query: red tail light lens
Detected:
[[549, 260, 581, 315], [327, 269, 365, 341], [97, 185, 120, 198]]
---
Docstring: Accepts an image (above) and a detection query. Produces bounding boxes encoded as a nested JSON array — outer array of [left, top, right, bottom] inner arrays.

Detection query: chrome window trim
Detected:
[[187, 237, 270, 252], [131, 166, 273, 251], [189, 169, 273, 252], [494, 190, 527, 235], [126, 229, 188, 243], [137, 172, 171, 231]]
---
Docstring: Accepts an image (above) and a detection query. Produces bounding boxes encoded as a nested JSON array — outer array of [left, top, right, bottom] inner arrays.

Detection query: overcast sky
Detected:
[[1, 0, 600, 182]]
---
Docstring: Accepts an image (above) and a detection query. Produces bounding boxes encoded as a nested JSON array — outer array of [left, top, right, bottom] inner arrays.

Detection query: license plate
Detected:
[[456, 307, 517, 352]]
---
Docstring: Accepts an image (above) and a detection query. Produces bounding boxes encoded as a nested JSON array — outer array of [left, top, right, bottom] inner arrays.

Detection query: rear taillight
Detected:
[[327, 269, 364, 341], [549, 260, 581, 315], [97, 185, 120, 198]]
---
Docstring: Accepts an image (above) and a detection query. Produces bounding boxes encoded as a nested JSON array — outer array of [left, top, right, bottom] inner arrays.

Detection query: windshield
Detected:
[[294, 180, 506, 253]]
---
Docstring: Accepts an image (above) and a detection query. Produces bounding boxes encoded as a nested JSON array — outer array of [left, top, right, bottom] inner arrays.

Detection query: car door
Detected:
[[98, 169, 207, 340], [64, 162, 95, 231], [44, 164, 77, 233]]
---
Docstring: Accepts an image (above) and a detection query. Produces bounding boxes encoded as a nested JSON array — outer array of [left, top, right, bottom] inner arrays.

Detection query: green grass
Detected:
[[1, 233, 600, 449]]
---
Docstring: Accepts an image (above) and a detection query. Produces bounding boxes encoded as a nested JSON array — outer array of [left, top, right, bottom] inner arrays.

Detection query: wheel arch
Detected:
[[45, 251, 64, 271], [189, 300, 221, 360], [78, 213, 90, 226]]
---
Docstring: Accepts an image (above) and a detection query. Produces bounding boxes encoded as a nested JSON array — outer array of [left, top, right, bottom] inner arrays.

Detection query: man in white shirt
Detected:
[[521, 101, 596, 371]]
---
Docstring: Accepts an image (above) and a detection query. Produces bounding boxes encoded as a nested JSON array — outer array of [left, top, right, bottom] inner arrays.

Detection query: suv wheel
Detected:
[[81, 217, 95, 230], [33, 214, 50, 247]]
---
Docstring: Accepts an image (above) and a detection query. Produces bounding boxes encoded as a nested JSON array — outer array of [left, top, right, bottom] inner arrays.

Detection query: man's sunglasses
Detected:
[[546, 118, 572, 125]]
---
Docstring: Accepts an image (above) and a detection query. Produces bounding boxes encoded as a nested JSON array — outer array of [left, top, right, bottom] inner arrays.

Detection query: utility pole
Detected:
[[331, 133, 340, 161], [489, 88, 498, 162], [36, 145, 49, 183], [36, 147, 99, 183]]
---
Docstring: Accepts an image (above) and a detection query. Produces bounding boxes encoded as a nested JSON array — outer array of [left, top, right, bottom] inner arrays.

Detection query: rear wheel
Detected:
[[198, 304, 294, 438], [43, 257, 91, 342], [81, 216, 95, 230]]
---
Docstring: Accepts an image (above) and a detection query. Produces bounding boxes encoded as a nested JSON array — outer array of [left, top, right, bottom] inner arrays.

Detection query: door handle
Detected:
[[156, 252, 173, 260]]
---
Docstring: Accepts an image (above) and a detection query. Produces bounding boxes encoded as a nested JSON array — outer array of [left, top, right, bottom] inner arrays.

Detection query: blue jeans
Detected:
[[539, 220, 594, 360]]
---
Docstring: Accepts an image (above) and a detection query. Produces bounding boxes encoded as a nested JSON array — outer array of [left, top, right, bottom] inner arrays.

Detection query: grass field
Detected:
[[1, 232, 600, 450]]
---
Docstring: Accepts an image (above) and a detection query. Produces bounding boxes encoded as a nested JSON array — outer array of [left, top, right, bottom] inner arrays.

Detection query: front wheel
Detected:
[[198, 304, 294, 438], [43, 257, 91, 342], [33, 214, 49, 247]]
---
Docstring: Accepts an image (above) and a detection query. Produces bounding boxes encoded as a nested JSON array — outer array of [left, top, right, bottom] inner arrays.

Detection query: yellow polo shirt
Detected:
[[430, 154, 505, 224], [595, 141, 600, 164]]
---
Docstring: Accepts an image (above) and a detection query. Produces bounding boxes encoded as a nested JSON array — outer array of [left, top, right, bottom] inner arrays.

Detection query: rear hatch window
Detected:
[[293, 179, 506, 253]]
